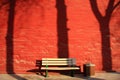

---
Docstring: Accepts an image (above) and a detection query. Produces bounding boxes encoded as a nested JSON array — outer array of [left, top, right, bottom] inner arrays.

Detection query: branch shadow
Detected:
[[89, 0, 120, 71], [56, 0, 69, 58]]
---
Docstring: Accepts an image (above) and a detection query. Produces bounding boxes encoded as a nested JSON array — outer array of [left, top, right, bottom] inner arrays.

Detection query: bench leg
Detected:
[[70, 70, 74, 77], [45, 70, 48, 77], [45, 65, 48, 77]]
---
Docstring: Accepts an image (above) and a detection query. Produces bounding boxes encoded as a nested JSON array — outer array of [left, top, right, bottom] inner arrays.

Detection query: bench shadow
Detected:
[[74, 74, 105, 80], [27, 60, 46, 77], [27, 60, 42, 72]]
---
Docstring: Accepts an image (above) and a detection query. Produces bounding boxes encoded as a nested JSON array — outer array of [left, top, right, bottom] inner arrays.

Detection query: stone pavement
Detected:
[[0, 72, 120, 80]]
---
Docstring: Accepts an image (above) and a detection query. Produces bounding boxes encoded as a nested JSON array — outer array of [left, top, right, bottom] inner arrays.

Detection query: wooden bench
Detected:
[[41, 58, 80, 77]]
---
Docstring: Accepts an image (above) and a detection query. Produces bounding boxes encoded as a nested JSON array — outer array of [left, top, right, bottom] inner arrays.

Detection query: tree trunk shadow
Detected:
[[56, 0, 69, 58], [6, 0, 15, 74], [5, 0, 27, 80]]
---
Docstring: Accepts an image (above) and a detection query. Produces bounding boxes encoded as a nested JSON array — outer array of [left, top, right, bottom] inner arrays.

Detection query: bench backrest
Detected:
[[42, 58, 76, 66]]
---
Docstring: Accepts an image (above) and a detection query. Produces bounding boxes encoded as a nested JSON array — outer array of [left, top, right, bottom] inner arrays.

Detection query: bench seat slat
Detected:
[[42, 58, 73, 61], [42, 61, 72, 63], [42, 63, 72, 66], [41, 67, 80, 70], [42, 61, 74, 66]]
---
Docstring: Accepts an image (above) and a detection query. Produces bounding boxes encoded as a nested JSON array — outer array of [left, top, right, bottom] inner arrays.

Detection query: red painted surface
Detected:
[[0, 0, 120, 73]]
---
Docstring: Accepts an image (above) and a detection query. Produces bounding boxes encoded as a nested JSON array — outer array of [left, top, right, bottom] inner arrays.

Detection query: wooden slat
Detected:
[[41, 67, 80, 70], [42, 58, 76, 65], [42, 58, 73, 61], [42, 61, 72, 64], [42, 62, 73, 66], [42, 63, 70, 66], [42, 61, 72, 63]]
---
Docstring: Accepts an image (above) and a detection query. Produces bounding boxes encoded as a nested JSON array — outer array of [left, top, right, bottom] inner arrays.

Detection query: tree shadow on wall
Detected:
[[5, 0, 27, 80], [89, 0, 120, 71], [6, 0, 15, 74], [56, 0, 69, 58]]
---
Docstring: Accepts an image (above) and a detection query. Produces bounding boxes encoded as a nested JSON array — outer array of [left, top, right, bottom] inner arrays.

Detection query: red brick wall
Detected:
[[0, 0, 120, 73]]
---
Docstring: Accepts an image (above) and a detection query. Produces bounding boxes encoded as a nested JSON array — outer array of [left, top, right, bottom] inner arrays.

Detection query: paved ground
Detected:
[[0, 72, 120, 80]]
